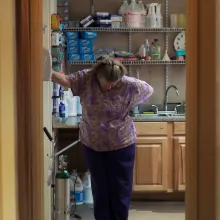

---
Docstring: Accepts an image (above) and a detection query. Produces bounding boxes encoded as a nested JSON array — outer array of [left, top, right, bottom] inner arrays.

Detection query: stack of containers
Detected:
[[66, 31, 97, 61], [93, 12, 112, 27], [57, 0, 70, 28]]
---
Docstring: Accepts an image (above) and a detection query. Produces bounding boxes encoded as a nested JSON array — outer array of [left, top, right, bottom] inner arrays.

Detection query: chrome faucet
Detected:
[[164, 85, 179, 111]]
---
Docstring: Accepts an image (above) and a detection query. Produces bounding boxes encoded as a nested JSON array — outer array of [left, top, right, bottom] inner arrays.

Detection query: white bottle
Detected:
[[148, 3, 157, 28], [137, 0, 146, 28], [118, 0, 129, 27], [67, 97, 78, 117], [82, 171, 93, 205], [139, 45, 146, 59], [156, 4, 163, 28], [70, 170, 84, 206], [77, 96, 82, 115], [126, 0, 142, 28]]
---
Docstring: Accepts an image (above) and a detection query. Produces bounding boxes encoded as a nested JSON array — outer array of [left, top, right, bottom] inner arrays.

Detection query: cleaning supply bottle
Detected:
[[82, 171, 93, 205], [63, 91, 69, 118], [156, 4, 163, 28], [59, 89, 66, 118], [146, 4, 151, 28], [147, 3, 157, 28], [126, 0, 142, 28], [145, 39, 151, 59], [137, 0, 146, 28], [77, 96, 82, 115], [151, 39, 161, 60], [70, 170, 84, 206], [66, 89, 77, 117], [139, 45, 146, 60], [118, 0, 129, 27]]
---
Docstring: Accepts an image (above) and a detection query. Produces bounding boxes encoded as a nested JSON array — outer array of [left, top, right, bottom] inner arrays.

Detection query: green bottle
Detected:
[[151, 39, 161, 60]]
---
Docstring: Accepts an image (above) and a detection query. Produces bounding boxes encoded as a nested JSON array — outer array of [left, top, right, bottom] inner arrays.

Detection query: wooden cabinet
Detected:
[[133, 122, 170, 192], [174, 137, 186, 191], [133, 137, 168, 191], [133, 121, 186, 192]]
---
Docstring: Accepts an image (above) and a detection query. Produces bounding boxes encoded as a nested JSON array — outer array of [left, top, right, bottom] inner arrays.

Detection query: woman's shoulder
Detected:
[[121, 76, 141, 86]]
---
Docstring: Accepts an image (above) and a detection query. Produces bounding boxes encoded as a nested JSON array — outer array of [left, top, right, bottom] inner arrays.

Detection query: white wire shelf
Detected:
[[63, 27, 185, 33], [68, 60, 186, 65]]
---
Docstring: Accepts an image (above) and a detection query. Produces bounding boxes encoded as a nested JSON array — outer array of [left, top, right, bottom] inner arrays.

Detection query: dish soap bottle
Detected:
[[118, 0, 129, 27], [126, 0, 142, 28], [151, 39, 161, 60]]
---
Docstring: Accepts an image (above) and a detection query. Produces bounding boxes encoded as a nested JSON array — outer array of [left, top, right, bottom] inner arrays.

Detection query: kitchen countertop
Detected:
[[53, 115, 186, 129]]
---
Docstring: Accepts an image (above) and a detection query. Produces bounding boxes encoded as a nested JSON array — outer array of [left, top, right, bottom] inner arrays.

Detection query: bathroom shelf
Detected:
[[68, 60, 186, 65], [63, 27, 185, 33]]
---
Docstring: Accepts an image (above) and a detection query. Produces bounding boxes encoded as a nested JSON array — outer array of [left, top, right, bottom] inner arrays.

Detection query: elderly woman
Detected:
[[52, 59, 153, 220]]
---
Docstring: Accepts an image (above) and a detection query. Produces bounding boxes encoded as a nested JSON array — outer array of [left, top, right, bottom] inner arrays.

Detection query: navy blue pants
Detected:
[[83, 144, 135, 220]]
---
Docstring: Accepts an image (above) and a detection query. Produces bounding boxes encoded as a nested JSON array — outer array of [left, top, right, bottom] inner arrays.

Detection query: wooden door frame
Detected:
[[0, 0, 18, 219], [15, 0, 44, 219], [186, 0, 220, 219], [2, 0, 220, 219]]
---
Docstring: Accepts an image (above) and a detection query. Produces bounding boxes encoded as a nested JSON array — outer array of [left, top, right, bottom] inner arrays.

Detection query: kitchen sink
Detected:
[[133, 111, 185, 119]]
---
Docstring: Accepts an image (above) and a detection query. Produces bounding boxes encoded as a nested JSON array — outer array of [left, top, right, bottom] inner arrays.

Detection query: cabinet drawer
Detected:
[[173, 122, 186, 135], [134, 122, 168, 136]]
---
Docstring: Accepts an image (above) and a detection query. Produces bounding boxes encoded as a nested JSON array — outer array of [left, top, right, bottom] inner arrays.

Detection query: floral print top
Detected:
[[68, 69, 154, 152]]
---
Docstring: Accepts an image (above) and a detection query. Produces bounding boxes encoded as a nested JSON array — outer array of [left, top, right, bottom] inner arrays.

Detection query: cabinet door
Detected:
[[133, 137, 168, 192], [174, 137, 186, 191]]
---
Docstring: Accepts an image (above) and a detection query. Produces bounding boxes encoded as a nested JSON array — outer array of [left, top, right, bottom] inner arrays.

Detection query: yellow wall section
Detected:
[[0, 0, 17, 220]]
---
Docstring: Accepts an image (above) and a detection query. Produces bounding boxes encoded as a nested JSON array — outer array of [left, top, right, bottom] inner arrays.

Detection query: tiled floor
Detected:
[[72, 202, 185, 219]]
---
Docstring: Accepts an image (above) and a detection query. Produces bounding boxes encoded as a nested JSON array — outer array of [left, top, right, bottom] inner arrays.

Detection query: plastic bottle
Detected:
[[156, 4, 163, 28], [147, 3, 157, 28], [63, 91, 69, 118], [118, 0, 129, 27], [67, 97, 78, 117], [151, 39, 161, 60], [59, 90, 66, 118], [82, 171, 93, 205], [137, 0, 146, 28], [70, 170, 84, 206], [66, 89, 77, 117], [139, 45, 146, 59], [145, 39, 151, 58], [77, 96, 82, 115], [126, 0, 142, 28]]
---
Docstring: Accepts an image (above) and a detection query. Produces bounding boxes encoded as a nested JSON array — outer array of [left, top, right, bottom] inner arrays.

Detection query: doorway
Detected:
[[1, 0, 220, 219]]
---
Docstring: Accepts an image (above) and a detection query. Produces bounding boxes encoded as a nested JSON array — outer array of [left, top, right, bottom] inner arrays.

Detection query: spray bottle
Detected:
[[156, 4, 163, 28], [147, 3, 157, 28]]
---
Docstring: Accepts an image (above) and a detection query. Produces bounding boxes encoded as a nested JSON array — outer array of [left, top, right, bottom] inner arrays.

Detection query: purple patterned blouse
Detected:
[[68, 69, 153, 152]]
